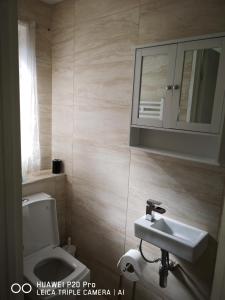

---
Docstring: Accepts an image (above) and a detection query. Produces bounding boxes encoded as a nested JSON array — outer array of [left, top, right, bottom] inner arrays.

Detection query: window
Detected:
[[18, 21, 40, 178]]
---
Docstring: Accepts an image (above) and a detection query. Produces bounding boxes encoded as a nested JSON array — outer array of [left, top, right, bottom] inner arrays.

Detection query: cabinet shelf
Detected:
[[130, 145, 220, 166], [130, 126, 222, 166], [130, 124, 218, 137]]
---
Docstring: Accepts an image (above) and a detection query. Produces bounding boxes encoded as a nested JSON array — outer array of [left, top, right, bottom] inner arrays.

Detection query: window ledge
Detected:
[[22, 169, 66, 186]]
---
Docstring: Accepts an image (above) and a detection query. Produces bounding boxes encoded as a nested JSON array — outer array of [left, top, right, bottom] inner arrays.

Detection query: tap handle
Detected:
[[147, 199, 162, 207]]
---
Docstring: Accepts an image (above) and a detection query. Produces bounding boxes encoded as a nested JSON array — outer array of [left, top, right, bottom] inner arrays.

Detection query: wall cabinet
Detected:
[[130, 34, 225, 165]]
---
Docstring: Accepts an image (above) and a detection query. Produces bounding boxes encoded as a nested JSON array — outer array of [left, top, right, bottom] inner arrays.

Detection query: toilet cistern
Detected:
[[23, 193, 90, 299], [146, 199, 166, 221]]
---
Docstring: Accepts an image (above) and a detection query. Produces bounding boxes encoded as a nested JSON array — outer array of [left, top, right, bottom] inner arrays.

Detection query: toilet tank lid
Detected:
[[23, 193, 60, 257], [22, 192, 52, 203]]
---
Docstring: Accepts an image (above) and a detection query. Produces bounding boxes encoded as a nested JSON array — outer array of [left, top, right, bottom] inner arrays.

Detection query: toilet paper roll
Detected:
[[117, 249, 146, 282]]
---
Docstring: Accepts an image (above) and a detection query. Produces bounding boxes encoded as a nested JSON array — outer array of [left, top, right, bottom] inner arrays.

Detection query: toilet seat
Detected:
[[24, 246, 89, 291]]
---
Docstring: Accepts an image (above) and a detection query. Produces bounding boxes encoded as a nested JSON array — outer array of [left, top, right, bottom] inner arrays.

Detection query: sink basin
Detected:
[[135, 214, 208, 262]]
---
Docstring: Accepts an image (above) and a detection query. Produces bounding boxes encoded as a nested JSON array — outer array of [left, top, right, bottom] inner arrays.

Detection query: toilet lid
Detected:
[[23, 193, 59, 257]]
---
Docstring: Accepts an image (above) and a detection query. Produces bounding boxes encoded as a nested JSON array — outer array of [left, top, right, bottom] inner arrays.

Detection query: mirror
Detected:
[[178, 48, 221, 124], [139, 54, 169, 121]]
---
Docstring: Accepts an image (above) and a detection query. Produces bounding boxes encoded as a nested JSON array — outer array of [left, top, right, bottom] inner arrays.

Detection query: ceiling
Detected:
[[40, 0, 63, 4]]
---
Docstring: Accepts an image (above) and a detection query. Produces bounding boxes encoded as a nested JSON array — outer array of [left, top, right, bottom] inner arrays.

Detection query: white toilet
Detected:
[[23, 193, 90, 299]]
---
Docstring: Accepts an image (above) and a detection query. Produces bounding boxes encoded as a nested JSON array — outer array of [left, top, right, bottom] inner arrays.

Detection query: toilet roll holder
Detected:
[[118, 239, 176, 289]]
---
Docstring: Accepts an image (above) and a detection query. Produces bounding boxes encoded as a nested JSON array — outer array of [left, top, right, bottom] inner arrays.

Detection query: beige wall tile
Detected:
[[52, 69, 74, 106], [37, 64, 52, 104], [51, 0, 74, 30], [52, 18, 74, 106], [72, 141, 130, 199], [36, 26, 51, 63], [74, 39, 136, 68], [74, 8, 138, 108], [39, 104, 51, 128], [75, 61, 134, 107], [75, 0, 139, 24], [39, 133, 52, 148], [71, 176, 127, 235], [71, 213, 124, 264], [71, 207, 125, 273], [74, 8, 139, 61], [55, 176, 67, 242], [52, 27, 74, 60], [74, 102, 130, 147], [52, 104, 74, 137], [40, 156, 51, 170], [139, 0, 225, 44], [40, 146, 51, 168]]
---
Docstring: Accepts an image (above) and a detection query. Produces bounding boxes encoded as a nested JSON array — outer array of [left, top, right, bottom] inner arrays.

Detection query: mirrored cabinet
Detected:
[[132, 44, 177, 128], [130, 34, 225, 165]]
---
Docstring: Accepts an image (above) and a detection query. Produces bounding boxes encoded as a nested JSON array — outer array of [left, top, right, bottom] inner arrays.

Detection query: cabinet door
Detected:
[[132, 45, 177, 127], [173, 37, 225, 133]]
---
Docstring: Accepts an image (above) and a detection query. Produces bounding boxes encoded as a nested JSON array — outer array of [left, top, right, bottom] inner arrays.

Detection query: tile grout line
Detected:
[[70, 0, 76, 236], [75, 4, 140, 27], [137, 0, 141, 39], [123, 0, 140, 255], [123, 148, 132, 254]]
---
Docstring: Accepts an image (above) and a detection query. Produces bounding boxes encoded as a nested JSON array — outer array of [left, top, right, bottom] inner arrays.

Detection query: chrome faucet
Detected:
[[146, 199, 166, 221]]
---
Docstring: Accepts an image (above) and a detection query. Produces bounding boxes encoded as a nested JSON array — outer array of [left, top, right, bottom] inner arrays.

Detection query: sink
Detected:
[[135, 214, 208, 262]]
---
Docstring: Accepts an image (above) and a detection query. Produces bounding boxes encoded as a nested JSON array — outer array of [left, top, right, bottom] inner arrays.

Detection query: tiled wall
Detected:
[[51, 1, 225, 299], [18, 0, 52, 169]]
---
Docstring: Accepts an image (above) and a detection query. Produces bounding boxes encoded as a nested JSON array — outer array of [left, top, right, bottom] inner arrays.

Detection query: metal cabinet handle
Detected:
[[173, 84, 180, 90], [165, 85, 172, 90]]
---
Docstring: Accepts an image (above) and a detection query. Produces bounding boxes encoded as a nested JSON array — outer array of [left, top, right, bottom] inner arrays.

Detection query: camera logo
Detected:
[[11, 283, 32, 294]]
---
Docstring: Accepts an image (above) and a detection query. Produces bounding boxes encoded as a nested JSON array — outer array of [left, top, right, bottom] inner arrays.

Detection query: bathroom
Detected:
[[1, 0, 225, 299]]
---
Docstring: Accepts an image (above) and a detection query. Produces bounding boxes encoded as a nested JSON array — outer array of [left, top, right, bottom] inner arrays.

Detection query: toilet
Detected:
[[23, 193, 90, 299]]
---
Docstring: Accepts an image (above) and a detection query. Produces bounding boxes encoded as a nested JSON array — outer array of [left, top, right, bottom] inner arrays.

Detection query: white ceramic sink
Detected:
[[135, 214, 208, 262]]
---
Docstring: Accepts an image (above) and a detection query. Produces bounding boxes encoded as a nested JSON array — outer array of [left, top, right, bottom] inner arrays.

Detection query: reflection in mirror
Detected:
[[139, 54, 168, 120], [178, 48, 221, 124]]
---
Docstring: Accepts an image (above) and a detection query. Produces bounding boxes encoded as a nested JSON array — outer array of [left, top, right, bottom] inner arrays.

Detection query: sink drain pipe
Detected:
[[159, 249, 176, 288], [139, 240, 176, 288], [159, 249, 169, 288]]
